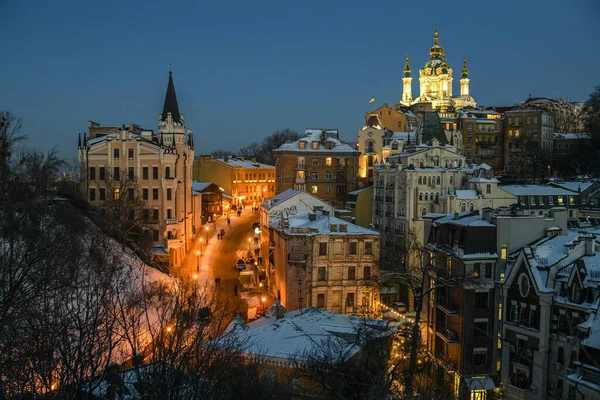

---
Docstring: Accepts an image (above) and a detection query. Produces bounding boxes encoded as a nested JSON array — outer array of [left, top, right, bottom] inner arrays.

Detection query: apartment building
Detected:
[[500, 185, 581, 218], [193, 155, 275, 206], [273, 129, 359, 208], [78, 70, 196, 268]]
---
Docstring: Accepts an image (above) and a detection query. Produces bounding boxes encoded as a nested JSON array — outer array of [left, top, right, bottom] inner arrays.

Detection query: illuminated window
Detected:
[[312, 141, 319, 149], [297, 170, 305, 179], [498, 332, 502, 349], [515, 129, 520, 137], [501, 244, 507, 260], [326, 157, 332, 167], [498, 303, 502, 321], [569, 196, 575, 205], [509, 130, 513, 137], [557, 196, 564, 205], [446, 258, 452, 277], [113, 188, 120, 200], [311, 185, 318, 194], [299, 141, 306, 149]]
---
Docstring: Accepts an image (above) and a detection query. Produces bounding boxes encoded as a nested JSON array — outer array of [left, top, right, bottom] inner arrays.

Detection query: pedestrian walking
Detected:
[[215, 277, 221, 287], [234, 284, 238, 296], [227, 218, 231, 226], [216, 233, 220, 240]]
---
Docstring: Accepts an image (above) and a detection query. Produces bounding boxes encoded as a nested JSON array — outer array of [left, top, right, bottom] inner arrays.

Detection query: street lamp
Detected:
[[193, 273, 198, 292], [205, 226, 209, 244], [248, 238, 252, 251], [213, 213, 217, 229], [261, 296, 266, 309], [196, 250, 200, 272], [199, 238, 203, 256]]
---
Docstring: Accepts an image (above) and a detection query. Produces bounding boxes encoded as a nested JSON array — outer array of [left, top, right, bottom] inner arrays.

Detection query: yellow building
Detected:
[[193, 155, 276, 207], [78, 70, 196, 269], [346, 186, 373, 228]]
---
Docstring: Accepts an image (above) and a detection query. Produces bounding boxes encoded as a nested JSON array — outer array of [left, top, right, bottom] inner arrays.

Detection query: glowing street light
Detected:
[[166, 326, 173, 333], [248, 237, 252, 251], [205, 226, 209, 244], [196, 250, 200, 272], [199, 238, 203, 256]]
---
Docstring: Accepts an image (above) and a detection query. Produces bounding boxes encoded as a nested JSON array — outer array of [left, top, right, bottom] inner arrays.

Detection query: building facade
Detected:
[[193, 155, 276, 206], [500, 185, 580, 218], [274, 129, 359, 208], [78, 71, 196, 268]]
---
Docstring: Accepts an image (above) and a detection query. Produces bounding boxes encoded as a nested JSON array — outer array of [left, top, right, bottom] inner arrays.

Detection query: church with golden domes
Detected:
[[401, 30, 477, 111]]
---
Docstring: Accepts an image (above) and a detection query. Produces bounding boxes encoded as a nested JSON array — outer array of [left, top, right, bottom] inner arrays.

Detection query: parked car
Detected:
[[390, 302, 407, 314], [236, 258, 246, 271]]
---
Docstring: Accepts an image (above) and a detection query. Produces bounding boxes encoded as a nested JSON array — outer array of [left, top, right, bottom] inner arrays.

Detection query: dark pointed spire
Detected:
[[78, 132, 81, 147], [161, 69, 181, 123], [83, 133, 88, 146]]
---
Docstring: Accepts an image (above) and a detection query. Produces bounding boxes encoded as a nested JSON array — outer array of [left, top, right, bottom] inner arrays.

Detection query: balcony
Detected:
[[478, 141, 497, 148], [336, 176, 346, 182], [437, 354, 456, 371], [376, 181, 384, 188], [295, 177, 305, 184], [436, 326, 458, 344], [166, 218, 179, 225], [437, 297, 459, 315], [288, 253, 307, 263], [337, 164, 346, 171], [296, 164, 306, 170], [503, 384, 531, 400]]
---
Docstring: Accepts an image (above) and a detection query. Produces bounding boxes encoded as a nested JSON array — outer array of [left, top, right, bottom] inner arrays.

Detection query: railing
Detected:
[[503, 384, 530, 400], [288, 253, 307, 263], [437, 297, 459, 315], [295, 177, 305, 184], [166, 218, 179, 225], [337, 164, 346, 170], [394, 229, 404, 235], [437, 354, 456, 371], [296, 164, 306, 169]]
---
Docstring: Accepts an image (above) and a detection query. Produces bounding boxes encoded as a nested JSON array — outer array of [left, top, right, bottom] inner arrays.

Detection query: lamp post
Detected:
[[213, 213, 217, 230], [261, 296, 266, 310], [199, 238, 203, 256], [205, 226, 209, 244], [248, 238, 252, 251], [196, 250, 200, 272], [193, 273, 198, 292]]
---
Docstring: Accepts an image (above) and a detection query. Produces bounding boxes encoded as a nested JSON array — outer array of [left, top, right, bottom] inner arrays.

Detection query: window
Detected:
[[128, 148, 134, 159], [365, 242, 373, 255], [167, 209, 172, 219], [364, 266, 371, 280], [501, 244, 507, 260], [311, 185, 318, 194], [143, 209, 149, 222], [153, 188, 159, 200], [473, 350, 487, 366], [336, 185, 345, 194], [318, 267, 326, 281], [349, 242, 357, 255], [142, 167, 148, 180], [152, 209, 159, 221], [529, 306, 537, 327], [548, 196, 553, 205], [325, 185, 331, 194], [113, 148, 119, 159], [419, 192, 423, 201], [128, 167, 134, 180], [299, 141, 306, 149], [346, 293, 355, 309], [312, 141, 319, 149], [113, 188, 120, 200], [100, 167, 106, 180], [99, 188, 106, 200], [461, 202, 466, 212], [128, 209, 134, 221], [485, 262, 492, 278], [165, 166, 171, 178], [311, 172, 317, 179], [316, 293, 325, 308], [149, 166, 156, 180], [128, 188, 134, 200], [475, 292, 488, 308], [421, 207, 428, 216], [297, 170, 305, 179], [297, 157, 305, 168], [89, 188, 96, 201], [319, 242, 327, 256], [89, 167, 96, 180], [485, 184, 491, 194], [326, 157, 332, 167], [557, 196, 564, 205], [312, 159, 318, 166], [474, 263, 481, 278], [143, 188, 148, 200], [153, 229, 159, 241], [348, 266, 356, 280], [474, 321, 488, 337], [569, 196, 575, 205], [167, 188, 172, 201]]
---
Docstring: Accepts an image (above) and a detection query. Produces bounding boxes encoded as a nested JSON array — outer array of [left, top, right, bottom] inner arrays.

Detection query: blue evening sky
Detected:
[[0, 0, 598, 159]]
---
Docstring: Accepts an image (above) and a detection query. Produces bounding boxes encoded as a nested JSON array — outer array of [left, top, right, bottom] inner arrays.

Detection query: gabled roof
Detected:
[[161, 70, 181, 123], [501, 184, 578, 196], [549, 181, 593, 193]]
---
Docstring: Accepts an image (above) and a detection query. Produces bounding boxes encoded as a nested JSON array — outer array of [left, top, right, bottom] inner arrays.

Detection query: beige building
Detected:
[[274, 129, 359, 208], [193, 155, 275, 207], [78, 70, 196, 268]]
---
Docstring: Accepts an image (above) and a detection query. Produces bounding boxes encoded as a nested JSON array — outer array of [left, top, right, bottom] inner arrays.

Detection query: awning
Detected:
[[151, 247, 169, 255], [465, 377, 495, 391]]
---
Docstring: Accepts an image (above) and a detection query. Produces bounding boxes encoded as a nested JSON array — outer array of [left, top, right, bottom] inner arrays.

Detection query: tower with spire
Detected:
[[460, 57, 470, 97], [401, 54, 413, 105], [158, 68, 194, 148]]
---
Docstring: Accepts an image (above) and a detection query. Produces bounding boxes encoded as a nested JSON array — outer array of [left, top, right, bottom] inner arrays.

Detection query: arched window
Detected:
[[450, 176, 454, 185], [391, 142, 398, 150], [460, 202, 466, 212], [425, 193, 429, 201], [366, 141, 374, 153], [469, 202, 475, 212], [421, 207, 428, 217], [419, 192, 423, 201], [436, 176, 441, 185], [427, 176, 432, 186], [436, 192, 439, 202], [418, 177, 423, 185]]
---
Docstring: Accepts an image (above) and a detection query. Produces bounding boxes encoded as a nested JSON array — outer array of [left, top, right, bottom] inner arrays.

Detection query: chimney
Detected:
[[308, 213, 317, 221]]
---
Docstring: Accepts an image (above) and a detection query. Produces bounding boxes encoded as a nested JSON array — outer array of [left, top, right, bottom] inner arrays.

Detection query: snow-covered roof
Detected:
[[224, 307, 390, 362], [501, 184, 578, 196], [549, 181, 593, 193], [347, 187, 372, 196], [554, 132, 591, 140], [274, 130, 358, 153], [263, 189, 301, 209], [469, 177, 499, 183], [192, 182, 213, 192], [217, 158, 275, 169], [275, 212, 379, 236], [447, 215, 495, 227], [390, 132, 414, 141], [455, 190, 479, 200]]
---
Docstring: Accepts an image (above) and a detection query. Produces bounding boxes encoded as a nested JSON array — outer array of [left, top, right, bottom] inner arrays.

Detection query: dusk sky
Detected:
[[1, 0, 598, 160]]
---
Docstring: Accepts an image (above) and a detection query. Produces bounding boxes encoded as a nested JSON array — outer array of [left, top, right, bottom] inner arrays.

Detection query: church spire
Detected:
[[403, 53, 411, 77], [461, 57, 469, 78], [161, 69, 181, 123]]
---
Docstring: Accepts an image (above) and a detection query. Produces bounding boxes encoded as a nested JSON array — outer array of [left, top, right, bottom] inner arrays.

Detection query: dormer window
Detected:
[[326, 141, 333, 150], [312, 141, 319, 149], [299, 141, 306, 149]]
